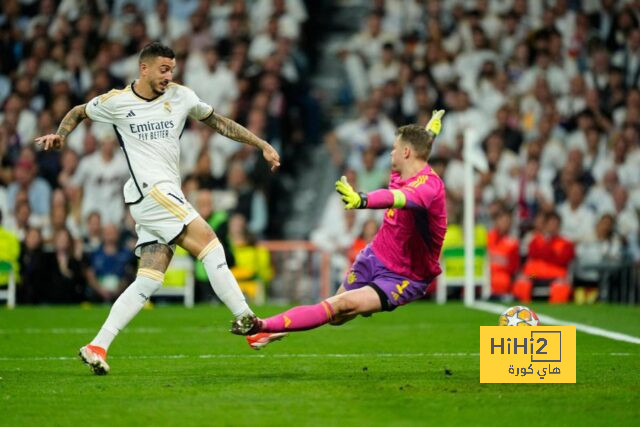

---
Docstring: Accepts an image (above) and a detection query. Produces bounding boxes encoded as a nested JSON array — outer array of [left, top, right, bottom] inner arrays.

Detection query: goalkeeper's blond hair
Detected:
[[396, 124, 434, 160]]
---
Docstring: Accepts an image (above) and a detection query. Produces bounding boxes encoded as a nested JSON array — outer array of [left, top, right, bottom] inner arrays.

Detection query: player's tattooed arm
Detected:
[[202, 112, 281, 171], [35, 104, 88, 150]]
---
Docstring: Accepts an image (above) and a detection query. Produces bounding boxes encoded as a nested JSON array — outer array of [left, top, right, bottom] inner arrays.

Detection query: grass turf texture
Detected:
[[0, 302, 639, 426]]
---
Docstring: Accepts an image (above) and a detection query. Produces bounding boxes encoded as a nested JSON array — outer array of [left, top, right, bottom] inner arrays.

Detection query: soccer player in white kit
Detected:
[[35, 42, 281, 375]]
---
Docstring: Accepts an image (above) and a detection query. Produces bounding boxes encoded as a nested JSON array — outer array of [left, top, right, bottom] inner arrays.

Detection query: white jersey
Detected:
[[84, 82, 213, 204]]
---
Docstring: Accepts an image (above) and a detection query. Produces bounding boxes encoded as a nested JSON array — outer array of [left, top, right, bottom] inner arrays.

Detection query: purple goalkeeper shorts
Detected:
[[341, 245, 430, 311]]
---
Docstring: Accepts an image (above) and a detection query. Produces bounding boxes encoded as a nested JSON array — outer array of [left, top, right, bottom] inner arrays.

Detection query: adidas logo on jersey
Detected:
[[126, 110, 136, 118]]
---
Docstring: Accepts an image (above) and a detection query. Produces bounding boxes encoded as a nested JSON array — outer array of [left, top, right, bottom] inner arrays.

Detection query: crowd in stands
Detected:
[[318, 0, 640, 303], [0, 0, 313, 303], [2, 0, 640, 305]]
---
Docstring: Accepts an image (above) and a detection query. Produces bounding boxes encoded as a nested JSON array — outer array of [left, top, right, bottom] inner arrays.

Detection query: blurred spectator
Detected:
[[611, 185, 640, 260], [185, 149, 220, 190], [357, 147, 388, 192], [86, 223, 134, 302], [57, 148, 79, 190], [348, 218, 378, 264], [311, 170, 381, 286], [17, 227, 44, 303], [70, 136, 128, 224], [250, 0, 307, 38], [185, 46, 238, 116], [558, 181, 595, 243], [368, 42, 400, 89], [342, 12, 397, 100], [82, 211, 103, 254], [4, 201, 31, 242], [7, 158, 52, 219], [228, 212, 273, 304], [248, 15, 279, 62], [326, 101, 396, 167], [513, 212, 574, 303], [612, 27, 640, 89], [0, 94, 37, 148], [508, 157, 553, 232], [574, 213, 623, 304], [226, 160, 267, 237], [487, 209, 520, 298], [0, 210, 20, 287], [585, 169, 618, 216], [39, 228, 85, 303], [145, 0, 188, 43]]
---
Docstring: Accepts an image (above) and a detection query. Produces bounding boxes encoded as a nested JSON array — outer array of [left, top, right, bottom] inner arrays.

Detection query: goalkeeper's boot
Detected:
[[79, 344, 110, 375], [230, 313, 262, 335], [246, 332, 288, 350]]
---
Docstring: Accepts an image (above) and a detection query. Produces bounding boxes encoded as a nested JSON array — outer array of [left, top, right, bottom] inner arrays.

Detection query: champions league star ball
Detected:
[[498, 305, 540, 326]]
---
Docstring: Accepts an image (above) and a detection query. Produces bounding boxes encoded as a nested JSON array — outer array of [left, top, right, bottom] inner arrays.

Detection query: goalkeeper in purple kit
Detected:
[[233, 111, 448, 349]]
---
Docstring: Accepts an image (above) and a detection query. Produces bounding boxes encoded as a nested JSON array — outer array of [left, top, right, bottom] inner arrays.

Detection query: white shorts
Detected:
[[129, 184, 199, 256]]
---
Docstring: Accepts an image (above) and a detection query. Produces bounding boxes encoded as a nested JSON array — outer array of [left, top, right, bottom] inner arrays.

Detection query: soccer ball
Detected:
[[498, 305, 540, 326]]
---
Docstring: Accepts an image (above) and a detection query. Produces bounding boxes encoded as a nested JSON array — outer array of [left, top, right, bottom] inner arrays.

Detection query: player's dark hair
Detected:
[[396, 124, 434, 160], [139, 42, 175, 64]]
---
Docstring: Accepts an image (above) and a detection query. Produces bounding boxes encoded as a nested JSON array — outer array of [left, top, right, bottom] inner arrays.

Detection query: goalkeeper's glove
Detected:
[[425, 109, 445, 137], [335, 176, 367, 209]]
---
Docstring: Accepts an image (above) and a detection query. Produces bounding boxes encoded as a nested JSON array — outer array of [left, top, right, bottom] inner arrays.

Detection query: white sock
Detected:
[[90, 273, 162, 350], [200, 241, 253, 318]]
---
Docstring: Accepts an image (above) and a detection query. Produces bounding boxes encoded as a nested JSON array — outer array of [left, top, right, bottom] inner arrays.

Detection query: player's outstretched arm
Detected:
[[35, 104, 88, 151], [202, 112, 281, 172], [335, 176, 406, 210]]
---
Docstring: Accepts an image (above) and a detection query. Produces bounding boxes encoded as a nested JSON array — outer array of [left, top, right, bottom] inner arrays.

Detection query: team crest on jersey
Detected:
[[163, 101, 172, 112], [409, 175, 428, 188], [347, 271, 357, 284]]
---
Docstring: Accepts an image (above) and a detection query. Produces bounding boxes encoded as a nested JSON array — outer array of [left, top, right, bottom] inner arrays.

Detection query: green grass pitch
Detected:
[[1, 302, 639, 426]]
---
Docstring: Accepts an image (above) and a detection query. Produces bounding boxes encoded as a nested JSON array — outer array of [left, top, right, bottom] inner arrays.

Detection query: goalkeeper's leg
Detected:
[[244, 285, 355, 350], [233, 287, 382, 335]]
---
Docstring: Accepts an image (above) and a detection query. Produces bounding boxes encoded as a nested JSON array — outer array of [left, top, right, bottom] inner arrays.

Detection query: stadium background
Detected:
[[0, 1, 639, 425], [1, 0, 639, 305]]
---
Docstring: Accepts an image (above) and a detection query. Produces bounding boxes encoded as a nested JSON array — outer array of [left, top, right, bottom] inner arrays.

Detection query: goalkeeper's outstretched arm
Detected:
[[335, 110, 445, 210], [335, 177, 409, 210]]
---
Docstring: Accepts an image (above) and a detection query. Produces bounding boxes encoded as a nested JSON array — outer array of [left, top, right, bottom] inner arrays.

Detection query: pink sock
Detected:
[[261, 301, 335, 332]]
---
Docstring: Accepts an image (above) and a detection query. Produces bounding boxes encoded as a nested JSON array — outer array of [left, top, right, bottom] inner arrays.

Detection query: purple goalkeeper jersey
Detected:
[[370, 165, 447, 282]]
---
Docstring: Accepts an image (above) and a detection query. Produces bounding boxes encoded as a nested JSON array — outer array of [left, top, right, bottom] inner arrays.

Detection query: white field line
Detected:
[[0, 353, 476, 362], [471, 301, 640, 345], [0, 352, 632, 362], [0, 327, 164, 335]]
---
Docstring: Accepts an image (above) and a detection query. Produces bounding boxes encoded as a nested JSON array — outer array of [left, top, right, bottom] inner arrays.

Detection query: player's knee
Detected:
[[135, 268, 164, 295], [202, 226, 216, 242], [197, 236, 223, 261], [332, 293, 360, 316]]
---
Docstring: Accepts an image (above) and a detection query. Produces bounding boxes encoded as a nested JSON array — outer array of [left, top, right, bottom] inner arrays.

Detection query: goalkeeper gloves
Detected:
[[425, 109, 445, 137], [335, 176, 367, 209]]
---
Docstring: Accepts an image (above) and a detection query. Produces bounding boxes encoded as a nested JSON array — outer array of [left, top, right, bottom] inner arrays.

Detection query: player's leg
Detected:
[[238, 286, 382, 334], [244, 249, 379, 334], [80, 244, 173, 375], [240, 268, 429, 335], [328, 284, 357, 325], [175, 216, 254, 323], [245, 284, 354, 349]]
